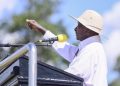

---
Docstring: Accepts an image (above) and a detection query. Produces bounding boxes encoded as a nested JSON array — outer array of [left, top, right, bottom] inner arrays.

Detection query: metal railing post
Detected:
[[28, 43, 37, 86], [0, 43, 37, 86]]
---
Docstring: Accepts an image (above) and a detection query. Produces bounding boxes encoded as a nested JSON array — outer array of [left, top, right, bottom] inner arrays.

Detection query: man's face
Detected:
[[74, 22, 88, 41], [74, 22, 98, 41]]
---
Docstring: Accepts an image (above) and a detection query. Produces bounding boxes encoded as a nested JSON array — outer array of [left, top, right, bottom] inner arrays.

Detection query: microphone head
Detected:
[[57, 34, 67, 42]]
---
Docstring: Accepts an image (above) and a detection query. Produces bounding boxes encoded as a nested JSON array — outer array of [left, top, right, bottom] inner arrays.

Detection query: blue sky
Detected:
[[0, 0, 120, 84]]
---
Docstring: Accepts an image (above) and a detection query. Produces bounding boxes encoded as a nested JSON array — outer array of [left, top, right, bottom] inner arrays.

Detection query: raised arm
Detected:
[[26, 19, 47, 35]]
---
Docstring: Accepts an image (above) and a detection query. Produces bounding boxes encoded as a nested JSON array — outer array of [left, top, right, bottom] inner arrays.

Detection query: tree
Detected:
[[0, 0, 69, 68], [114, 56, 120, 74], [109, 56, 120, 86]]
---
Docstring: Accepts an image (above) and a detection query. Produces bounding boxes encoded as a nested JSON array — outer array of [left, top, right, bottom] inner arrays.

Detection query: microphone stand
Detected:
[[0, 43, 52, 47]]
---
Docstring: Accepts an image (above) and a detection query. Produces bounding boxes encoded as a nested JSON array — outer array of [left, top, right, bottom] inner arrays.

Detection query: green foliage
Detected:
[[109, 56, 120, 86], [109, 78, 120, 86], [114, 56, 120, 73], [0, 0, 69, 67]]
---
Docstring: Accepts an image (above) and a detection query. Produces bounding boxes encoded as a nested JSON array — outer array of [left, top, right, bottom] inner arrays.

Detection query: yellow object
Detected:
[[57, 34, 67, 42]]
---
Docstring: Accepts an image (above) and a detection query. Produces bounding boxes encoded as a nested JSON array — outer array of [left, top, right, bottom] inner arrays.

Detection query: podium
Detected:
[[0, 57, 84, 86]]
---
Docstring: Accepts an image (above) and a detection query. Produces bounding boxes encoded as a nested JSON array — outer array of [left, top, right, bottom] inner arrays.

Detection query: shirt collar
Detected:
[[79, 35, 101, 50]]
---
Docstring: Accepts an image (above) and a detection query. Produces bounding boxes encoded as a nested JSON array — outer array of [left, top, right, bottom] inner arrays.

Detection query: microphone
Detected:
[[38, 34, 67, 43]]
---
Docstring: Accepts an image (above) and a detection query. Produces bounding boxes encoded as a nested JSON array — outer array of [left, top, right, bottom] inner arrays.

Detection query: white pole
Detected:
[[28, 43, 37, 86]]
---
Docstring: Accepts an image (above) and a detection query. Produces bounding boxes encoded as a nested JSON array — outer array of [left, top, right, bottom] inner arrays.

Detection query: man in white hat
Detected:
[[26, 10, 108, 86]]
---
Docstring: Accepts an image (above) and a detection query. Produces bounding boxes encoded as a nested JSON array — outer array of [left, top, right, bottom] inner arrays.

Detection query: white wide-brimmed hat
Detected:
[[70, 10, 103, 34]]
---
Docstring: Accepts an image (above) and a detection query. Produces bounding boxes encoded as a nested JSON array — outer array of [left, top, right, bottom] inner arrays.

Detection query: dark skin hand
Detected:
[[26, 19, 47, 35], [75, 22, 98, 41]]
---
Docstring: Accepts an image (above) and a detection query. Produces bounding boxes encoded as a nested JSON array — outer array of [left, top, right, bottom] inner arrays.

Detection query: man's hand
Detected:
[[26, 19, 46, 35]]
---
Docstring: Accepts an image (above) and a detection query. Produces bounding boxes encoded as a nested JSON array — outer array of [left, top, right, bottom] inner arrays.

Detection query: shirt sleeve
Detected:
[[43, 30, 78, 62]]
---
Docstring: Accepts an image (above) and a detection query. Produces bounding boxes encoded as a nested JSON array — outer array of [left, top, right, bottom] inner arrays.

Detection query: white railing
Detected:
[[0, 43, 37, 86]]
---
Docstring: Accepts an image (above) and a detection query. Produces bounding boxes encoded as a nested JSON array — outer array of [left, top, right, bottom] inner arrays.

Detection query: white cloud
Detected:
[[0, 0, 18, 19], [103, 2, 120, 34], [103, 1, 120, 82], [103, 30, 120, 83], [104, 30, 120, 67], [1, 32, 20, 44], [0, 30, 26, 52], [103, 1, 120, 67], [0, 0, 15, 11], [0, 0, 27, 20]]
